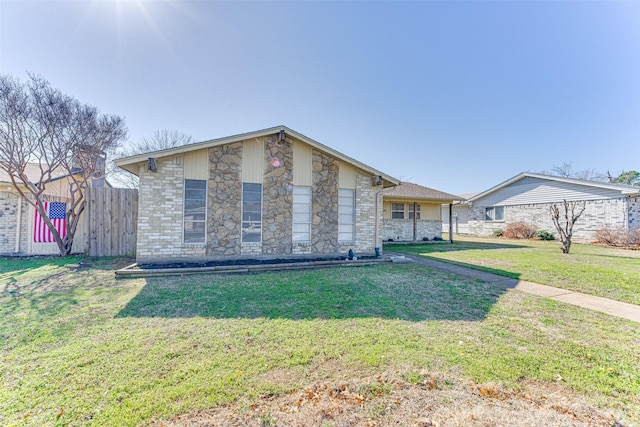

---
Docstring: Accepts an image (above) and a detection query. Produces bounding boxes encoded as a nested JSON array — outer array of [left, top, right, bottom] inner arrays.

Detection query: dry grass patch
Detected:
[[161, 370, 618, 427]]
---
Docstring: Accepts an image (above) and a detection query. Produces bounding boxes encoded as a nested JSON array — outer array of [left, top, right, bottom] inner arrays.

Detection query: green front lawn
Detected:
[[387, 235, 640, 305], [1, 256, 638, 425]]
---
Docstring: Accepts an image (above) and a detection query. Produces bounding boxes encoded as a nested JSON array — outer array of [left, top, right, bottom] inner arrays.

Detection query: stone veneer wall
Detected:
[[468, 198, 630, 242], [207, 143, 243, 256], [382, 219, 442, 242], [136, 156, 206, 263], [262, 136, 293, 255], [311, 150, 339, 253]]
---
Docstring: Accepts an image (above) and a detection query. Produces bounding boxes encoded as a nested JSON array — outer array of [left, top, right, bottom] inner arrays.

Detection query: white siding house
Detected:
[[465, 173, 640, 242]]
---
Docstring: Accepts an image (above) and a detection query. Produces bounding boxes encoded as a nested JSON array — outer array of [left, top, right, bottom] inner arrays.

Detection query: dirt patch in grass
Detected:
[[159, 370, 620, 427]]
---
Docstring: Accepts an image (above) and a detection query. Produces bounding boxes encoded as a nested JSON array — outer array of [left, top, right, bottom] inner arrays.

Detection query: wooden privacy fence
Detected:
[[85, 187, 138, 256]]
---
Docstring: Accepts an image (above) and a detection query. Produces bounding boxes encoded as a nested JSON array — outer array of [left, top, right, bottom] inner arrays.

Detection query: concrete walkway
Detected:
[[387, 252, 640, 323]]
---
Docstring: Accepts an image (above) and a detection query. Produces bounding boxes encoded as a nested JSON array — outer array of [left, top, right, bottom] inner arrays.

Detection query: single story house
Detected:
[[0, 164, 94, 255], [463, 172, 640, 241], [382, 182, 463, 241], [114, 126, 400, 265]]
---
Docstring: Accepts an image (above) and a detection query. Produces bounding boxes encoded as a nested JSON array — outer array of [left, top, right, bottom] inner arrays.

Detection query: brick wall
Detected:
[[136, 156, 206, 263], [352, 173, 382, 253], [0, 191, 19, 253], [468, 198, 630, 242], [0, 193, 34, 254], [382, 219, 442, 241]]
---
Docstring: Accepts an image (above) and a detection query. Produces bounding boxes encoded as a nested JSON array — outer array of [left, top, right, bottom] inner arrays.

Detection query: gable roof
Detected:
[[383, 182, 463, 202], [0, 163, 69, 186], [114, 125, 400, 187], [468, 172, 640, 202]]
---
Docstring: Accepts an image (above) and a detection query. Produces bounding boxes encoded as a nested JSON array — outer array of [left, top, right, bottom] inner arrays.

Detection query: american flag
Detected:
[[33, 202, 67, 243]]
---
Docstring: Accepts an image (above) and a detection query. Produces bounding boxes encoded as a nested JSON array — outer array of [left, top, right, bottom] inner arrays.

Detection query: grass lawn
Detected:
[[1, 256, 639, 426], [387, 234, 640, 305]]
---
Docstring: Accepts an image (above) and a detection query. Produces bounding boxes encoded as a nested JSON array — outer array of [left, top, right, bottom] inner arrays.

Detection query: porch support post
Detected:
[[448, 203, 454, 243], [413, 202, 417, 242]]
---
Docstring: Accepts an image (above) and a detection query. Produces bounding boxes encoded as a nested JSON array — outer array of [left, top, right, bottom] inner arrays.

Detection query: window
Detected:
[[242, 183, 262, 242], [391, 203, 405, 219], [485, 206, 504, 221], [339, 189, 355, 242], [184, 179, 207, 243], [292, 186, 311, 242], [408, 204, 421, 220]]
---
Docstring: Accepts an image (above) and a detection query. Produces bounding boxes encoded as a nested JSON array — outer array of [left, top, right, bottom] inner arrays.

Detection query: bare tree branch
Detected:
[[0, 73, 127, 256], [550, 200, 586, 254], [108, 129, 193, 188]]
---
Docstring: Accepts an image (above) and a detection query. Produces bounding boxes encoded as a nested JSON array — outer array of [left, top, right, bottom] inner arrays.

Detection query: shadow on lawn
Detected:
[[0, 256, 133, 316], [116, 265, 518, 321], [385, 240, 528, 255]]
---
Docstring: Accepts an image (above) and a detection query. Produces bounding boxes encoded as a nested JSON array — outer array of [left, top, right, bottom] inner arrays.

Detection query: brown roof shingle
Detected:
[[383, 182, 463, 201]]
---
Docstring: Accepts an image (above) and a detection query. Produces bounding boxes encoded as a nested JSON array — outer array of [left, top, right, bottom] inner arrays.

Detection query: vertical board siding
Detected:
[[338, 162, 357, 189], [184, 150, 209, 180], [86, 188, 138, 256], [422, 203, 441, 220], [293, 141, 312, 186], [242, 139, 264, 183]]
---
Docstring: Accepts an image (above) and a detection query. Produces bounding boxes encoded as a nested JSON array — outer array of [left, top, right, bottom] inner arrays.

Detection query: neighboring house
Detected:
[[382, 182, 463, 241], [441, 192, 478, 235], [114, 126, 400, 265], [465, 172, 640, 241], [0, 164, 94, 255]]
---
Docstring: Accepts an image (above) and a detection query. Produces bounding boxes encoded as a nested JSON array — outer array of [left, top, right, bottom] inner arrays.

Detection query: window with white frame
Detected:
[[242, 183, 262, 242], [184, 179, 207, 243], [408, 204, 421, 220], [485, 206, 504, 221], [338, 189, 355, 242], [391, 203, 405, 219], [292, 186, 311, 242]]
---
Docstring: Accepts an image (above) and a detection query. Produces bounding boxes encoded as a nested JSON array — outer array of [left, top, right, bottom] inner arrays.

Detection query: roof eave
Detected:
[[383, 195, 463, 203], [114, 125, 401, 186]]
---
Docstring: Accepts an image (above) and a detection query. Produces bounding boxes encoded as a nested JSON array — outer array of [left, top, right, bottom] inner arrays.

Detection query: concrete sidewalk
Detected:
[[387, 252, 640, 323]]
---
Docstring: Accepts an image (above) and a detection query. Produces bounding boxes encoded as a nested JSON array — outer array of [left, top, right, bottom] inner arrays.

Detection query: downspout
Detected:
[[15, 194, 22, 253], [375, 190, 382, 256]]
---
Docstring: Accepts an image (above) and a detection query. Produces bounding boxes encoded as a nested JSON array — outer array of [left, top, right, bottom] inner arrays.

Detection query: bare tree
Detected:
[[546, 162, 605, 182], [0, 73, 127, 256], [550, 200, 586, 254], [109, 129, 193, 188]]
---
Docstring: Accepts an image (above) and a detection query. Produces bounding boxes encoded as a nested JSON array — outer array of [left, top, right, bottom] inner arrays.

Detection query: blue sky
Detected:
[[1, 1, 639, 194]]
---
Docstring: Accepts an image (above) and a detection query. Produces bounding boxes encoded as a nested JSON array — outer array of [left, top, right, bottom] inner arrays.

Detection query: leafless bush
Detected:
[[503, 222, 538, 239], [595, 227, 640, 247]]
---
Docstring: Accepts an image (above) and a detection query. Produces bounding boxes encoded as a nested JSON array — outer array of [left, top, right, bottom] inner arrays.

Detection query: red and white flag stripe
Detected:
[[33, 202, 67, 243]]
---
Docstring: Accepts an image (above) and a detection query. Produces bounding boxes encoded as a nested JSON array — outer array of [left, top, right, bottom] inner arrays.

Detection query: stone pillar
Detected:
[[311, 150, 339, 253], [262, 136, 294, 255], [207, 143, 243, 256]]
